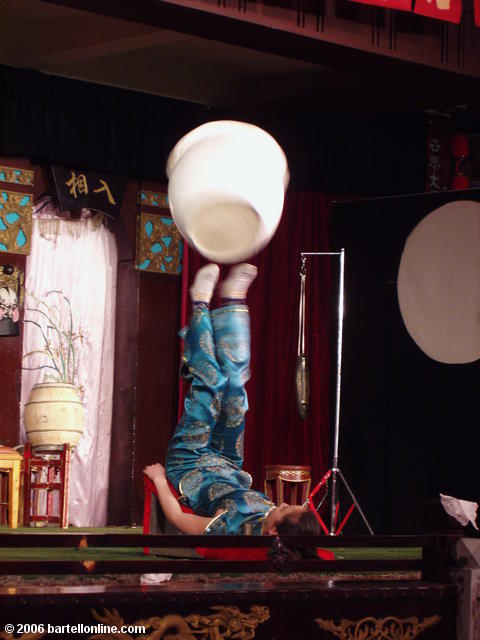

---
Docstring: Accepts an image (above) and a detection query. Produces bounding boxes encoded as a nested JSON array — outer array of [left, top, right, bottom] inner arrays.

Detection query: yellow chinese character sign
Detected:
[[52, 166, 127, 219]]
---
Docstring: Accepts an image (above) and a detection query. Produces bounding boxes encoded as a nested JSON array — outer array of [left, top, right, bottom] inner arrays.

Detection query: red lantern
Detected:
[[452, 175, 470, 190], [452, 133, 469, 160], [451, 132, 470, 190]]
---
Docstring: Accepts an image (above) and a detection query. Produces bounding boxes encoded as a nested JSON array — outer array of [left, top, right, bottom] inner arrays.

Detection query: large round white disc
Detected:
[[398, 200, 480, 364]]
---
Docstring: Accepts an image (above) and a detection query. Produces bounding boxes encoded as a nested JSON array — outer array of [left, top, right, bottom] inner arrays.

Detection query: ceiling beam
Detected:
[[34, 29, 185, 65], [36, 0, 480, 110]]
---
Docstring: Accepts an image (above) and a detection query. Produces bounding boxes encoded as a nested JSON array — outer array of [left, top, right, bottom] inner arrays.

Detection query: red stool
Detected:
[[264, 464, 312, 506], [22, 443, 71, 528]]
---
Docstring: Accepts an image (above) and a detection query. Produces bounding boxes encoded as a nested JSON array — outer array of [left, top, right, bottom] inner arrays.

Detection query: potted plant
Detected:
[[23, 290, 85, 450]]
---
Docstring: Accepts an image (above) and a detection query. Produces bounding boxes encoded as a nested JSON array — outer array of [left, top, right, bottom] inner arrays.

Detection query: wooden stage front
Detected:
[[0, 531, 460, 639]]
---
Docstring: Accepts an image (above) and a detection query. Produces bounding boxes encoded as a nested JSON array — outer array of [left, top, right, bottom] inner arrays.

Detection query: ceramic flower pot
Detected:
[[24, 382, 85, 450]]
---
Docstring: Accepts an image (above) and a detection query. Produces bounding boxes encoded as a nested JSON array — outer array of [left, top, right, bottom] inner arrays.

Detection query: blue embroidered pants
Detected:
[[165, 304, 253, 513]]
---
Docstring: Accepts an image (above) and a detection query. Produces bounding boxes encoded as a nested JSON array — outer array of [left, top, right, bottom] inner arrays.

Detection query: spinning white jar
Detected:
[[167, 121, 289, 264]]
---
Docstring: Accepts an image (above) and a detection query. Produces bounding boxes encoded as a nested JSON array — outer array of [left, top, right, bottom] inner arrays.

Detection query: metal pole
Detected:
[[329, 248, 345, 534], [301, 251, 344, 534], [300, 250, 373, 536]]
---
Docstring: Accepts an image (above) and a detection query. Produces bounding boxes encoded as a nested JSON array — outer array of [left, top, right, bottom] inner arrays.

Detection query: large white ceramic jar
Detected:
[[167, 120, 289, 264]]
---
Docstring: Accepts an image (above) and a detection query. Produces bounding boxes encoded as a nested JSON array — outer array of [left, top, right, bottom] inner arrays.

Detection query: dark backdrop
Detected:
[[331, 187, 480, 534], [0, 65, 426, 195], [0, 64, 435, 524]]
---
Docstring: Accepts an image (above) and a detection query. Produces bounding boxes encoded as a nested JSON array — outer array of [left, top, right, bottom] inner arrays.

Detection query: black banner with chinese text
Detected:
[[52, 166, 128, 219]]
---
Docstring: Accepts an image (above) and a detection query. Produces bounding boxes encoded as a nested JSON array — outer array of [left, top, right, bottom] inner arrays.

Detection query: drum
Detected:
[[167, 120, 289, 264]]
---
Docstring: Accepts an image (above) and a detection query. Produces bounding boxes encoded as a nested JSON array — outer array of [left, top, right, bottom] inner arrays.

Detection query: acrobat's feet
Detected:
[[189, 263, 220, 304], [219, 263, 258, 300]]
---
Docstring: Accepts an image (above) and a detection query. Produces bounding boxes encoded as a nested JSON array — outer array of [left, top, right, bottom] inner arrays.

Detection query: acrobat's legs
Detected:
[[166, 263, 257, 489], [209, 304, 251, 468], [165, 265, 226, 490]]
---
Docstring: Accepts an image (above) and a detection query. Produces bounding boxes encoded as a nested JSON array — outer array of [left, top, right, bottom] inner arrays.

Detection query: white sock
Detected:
[[219, 263, 258, 300], [189, 264, 220, 304]]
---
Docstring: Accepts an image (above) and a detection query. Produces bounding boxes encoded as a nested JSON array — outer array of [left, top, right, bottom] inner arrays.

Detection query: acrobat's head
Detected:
[[262, 503, 320, 536]]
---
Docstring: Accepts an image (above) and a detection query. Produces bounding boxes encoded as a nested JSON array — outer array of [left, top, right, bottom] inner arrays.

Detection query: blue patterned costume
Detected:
[[166, 304, 274, 534]]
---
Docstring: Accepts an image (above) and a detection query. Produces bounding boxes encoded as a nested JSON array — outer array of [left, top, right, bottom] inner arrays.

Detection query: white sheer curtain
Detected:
[[20, 201, 117, 526]]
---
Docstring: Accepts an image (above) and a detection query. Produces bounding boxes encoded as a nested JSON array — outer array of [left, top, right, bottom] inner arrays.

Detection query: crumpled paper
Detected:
[[440, 493, 479, 530], [140, 573, 173, 584]]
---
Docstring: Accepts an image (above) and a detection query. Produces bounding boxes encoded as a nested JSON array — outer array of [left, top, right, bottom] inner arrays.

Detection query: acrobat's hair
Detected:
[[276, 508, 321, 536]]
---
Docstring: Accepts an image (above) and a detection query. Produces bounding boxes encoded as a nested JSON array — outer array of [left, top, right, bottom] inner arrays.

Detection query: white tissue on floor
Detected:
[[140, 573, 173, 584], [440, 493, 479, 530]]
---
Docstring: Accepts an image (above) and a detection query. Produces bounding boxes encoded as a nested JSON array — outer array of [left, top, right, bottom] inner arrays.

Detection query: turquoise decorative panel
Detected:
[[0, 165, 34, 186], [136, 212, 183, 274], [138, 190, 169, 209], [0, 190, 32, 255]]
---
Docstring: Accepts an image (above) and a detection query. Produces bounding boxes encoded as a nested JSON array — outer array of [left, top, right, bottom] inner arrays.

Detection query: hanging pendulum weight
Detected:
[[295, 255, 309, 420]]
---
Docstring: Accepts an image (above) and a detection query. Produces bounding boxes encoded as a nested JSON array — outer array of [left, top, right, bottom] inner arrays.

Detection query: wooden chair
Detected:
[[0, 446, 22, 528], [264, 464, 312, 506]]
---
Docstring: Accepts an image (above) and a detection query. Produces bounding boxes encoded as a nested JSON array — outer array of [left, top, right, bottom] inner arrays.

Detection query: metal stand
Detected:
[[301, 250, 373, 536]]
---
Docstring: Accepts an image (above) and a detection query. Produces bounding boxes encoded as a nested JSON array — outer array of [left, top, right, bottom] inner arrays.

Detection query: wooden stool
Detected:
[[0, 446, 22, 528], [264, 464, 312, 506], [22, 443, 71, 528]]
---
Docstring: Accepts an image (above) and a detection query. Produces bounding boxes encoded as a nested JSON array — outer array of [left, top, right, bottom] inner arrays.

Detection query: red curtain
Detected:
[[179, 191, 333, 490]]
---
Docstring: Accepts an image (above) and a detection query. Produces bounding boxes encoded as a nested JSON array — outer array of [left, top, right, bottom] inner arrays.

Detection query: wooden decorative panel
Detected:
[[138, 190, 169, 209], [0, 189, 32, 255], [0, 165, 34, 186], [136, 212, 183, 274], [316, 615, 442, 639]]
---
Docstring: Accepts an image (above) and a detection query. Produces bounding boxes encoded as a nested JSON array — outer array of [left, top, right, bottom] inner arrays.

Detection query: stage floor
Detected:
[[0, 526, 421, 586], [0, 531, 458, 639]]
